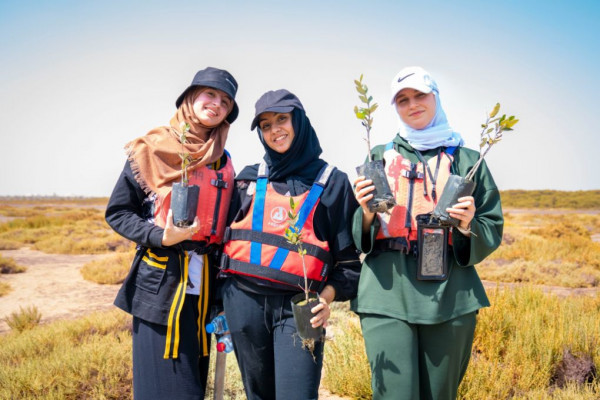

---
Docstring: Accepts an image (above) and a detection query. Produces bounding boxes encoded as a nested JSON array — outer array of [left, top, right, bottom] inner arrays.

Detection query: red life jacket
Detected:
[[221, 162, 335, 291], [154, 153, 234, 245], [376, 143, 454, 243]]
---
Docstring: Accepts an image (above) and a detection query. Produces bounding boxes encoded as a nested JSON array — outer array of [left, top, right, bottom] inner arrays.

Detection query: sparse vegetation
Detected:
[[324, 288, 600, 399], [500, 190, 600, 209], [0, 255, 26, 274], [0, 309, 132, 399], [4, 305, 42, 332], [0, 206, 131, 254], [81, 250, 135, 284], [0, 281, 11, 297], [479, 213, 600, 287]]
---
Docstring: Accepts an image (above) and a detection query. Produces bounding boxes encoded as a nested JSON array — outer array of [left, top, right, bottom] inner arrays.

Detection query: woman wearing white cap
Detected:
[[351, 66, 503, 399]]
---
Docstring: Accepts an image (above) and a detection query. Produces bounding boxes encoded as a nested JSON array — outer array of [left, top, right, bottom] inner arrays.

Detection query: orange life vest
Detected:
[[221, 162, 335, 291], [376, 144, 454, 243], [154, 153, 234, 245]]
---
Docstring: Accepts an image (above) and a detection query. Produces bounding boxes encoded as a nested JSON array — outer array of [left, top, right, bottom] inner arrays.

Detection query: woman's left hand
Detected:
[[446, 195, 476, 231], [310, 298, 331, 328], [310, 284, 335, 328]]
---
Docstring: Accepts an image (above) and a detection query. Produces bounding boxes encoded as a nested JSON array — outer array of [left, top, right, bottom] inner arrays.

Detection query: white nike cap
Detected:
[[390, 66, 438, 104]]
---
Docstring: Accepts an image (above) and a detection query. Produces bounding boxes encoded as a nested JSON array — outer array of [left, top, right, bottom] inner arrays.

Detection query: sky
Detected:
[[1, 0, 599, 196]]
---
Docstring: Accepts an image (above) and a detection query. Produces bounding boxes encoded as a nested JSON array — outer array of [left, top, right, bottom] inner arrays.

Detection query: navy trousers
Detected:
[[222, 279, 324, 400], [132, 294, 211, 400]]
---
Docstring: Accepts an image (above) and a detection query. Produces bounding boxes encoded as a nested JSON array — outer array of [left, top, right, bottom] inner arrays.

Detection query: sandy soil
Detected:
[[0, 248, 116, 333]]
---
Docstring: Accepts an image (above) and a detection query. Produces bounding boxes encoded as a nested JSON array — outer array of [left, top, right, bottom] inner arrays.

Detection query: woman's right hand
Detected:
[[353, 176, 376, 232], [161, 209, 199, 246]]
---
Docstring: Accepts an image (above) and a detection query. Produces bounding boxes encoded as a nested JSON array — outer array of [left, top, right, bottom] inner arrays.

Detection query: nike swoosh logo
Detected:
[[398, 73, 415, 83]]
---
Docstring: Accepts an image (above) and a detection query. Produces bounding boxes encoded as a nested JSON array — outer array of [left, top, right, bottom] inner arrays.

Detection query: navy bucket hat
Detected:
[[250, 89, 304, 130], [175, 67, 239, 124]]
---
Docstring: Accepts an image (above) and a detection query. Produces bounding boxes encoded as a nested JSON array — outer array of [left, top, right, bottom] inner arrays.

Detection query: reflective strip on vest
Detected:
[[222, 163, 334, 289]]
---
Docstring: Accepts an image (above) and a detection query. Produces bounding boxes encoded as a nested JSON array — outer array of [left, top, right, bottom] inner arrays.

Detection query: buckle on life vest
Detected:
[[219, 252, 230, 270], [373, 237, 412, 255], [211, 178, 228, 188], [223, 227, 232, 243], [401, 169, 424, 180]]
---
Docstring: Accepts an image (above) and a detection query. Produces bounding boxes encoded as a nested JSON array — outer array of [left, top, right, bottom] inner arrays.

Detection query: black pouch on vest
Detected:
[[416, 214, 449, 281]]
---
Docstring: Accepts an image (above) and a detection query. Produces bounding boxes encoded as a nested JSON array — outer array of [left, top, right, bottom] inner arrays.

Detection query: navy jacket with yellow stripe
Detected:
[[105, 160, 220, 359]]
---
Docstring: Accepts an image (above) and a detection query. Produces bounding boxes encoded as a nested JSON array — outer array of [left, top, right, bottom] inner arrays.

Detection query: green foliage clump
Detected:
[[4, 305, 42, 332]]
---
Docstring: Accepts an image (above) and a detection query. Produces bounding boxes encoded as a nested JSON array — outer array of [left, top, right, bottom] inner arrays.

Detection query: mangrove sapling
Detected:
[[284, 197, 310, 303], [353, 74, 396, 213], [353, 74, 378, 160], [285, 197, 321, 352], [433, 103, 519, 226], [465, 103, 519, 180], [171, 122, 200, 227], [178, 122, 192, 185]]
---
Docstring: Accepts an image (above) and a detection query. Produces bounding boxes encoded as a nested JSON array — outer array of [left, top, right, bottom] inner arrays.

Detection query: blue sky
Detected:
[[1, 0, 599, 196]]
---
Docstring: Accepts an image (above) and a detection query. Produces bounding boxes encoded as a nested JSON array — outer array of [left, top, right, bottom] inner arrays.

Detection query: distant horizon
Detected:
[[1, 0, 599, 195]]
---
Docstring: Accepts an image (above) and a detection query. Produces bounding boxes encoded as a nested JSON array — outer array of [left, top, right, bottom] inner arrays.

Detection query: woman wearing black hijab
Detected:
[[219, 89, 360, 400]]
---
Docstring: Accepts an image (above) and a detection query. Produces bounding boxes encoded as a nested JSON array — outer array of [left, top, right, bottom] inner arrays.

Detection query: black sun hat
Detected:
[[175, 67, 239, 124]]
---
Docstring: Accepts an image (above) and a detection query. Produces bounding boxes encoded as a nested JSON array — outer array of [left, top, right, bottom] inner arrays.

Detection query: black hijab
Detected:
[[237, 99, 326, 185]]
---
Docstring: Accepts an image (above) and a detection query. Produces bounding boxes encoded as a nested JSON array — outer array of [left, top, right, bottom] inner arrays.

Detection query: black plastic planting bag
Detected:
[[432, 175, 475, 227], [290, 292, 323, 341], [171, 182, 199, 227], [356, 160, 396, 213]]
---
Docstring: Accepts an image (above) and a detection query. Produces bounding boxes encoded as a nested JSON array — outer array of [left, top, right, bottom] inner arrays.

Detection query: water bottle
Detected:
[[216, 334, 234, 353], [205, 314, 228, 334]]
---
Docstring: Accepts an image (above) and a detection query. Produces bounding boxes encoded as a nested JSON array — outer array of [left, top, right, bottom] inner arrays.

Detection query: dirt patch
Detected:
[[0, 248, 118, 333]]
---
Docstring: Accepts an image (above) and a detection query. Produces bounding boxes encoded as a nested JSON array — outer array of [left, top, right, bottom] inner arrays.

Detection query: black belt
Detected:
[[372, 238, 418, 256]]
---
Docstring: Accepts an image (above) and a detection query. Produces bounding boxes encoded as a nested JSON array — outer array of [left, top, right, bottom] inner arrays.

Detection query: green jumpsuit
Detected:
[[351, 135, 503, 400]]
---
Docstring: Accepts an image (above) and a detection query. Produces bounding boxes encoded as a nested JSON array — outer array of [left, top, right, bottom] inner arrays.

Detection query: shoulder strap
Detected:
[[269, 164, 333, 270], [250, 162, 269, 264]]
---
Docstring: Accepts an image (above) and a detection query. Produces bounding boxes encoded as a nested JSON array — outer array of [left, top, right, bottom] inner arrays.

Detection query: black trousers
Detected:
[[132, 294, 211, 400], [222, 279, 324, 400]]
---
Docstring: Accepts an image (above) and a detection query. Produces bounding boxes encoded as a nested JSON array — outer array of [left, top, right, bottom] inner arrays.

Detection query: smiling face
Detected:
[[394, 88, 436, 130], [258, 112, 295, 153], [192, 88, 233, 127]]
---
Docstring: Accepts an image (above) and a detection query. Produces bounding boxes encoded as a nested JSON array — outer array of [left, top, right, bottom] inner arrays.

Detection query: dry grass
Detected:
[[500, 190, 600, 209], [322, 288, 600, 399], [81, 250, 136, 284], [0, 309, 132, 399], [0, 206, 131, 255], [323, 307, 371, 399], [0, 309, 247, 400], [3, 305, 42, 332], [0, 255, 26, 274], [479, 213, 600, 287], [0, 281, 11, 297], [0, 239, 21, 250]]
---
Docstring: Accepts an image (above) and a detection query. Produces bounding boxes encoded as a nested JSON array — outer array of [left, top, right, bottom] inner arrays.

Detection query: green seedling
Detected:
[[353, 74, 378, 160]]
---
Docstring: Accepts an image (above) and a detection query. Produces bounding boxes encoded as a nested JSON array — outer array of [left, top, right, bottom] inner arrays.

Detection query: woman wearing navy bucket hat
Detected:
[[105, 67, 239, 399], [218, 89, 361, 400], [352, 66, 503, 399]]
